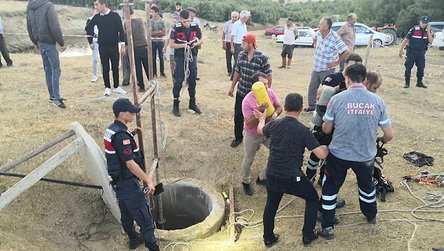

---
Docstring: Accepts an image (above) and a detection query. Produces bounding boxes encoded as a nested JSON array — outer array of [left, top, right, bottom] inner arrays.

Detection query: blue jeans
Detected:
[[38, 42, 61, 100], [91, 38, 99, 77], [135, 46, 149, 89], [152, 41, 165, 76]]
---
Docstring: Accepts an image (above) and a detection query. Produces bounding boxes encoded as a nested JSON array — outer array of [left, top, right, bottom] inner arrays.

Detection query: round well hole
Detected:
[[152, 178, 225, 241]]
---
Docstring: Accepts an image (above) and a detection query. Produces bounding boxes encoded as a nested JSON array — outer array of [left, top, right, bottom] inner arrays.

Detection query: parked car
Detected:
[[429, 21, 444, 34], [331, 22, 389, 48], [265, 25, 285, 36], [275, 27, 315, 47], [431, 31, 444, 50]]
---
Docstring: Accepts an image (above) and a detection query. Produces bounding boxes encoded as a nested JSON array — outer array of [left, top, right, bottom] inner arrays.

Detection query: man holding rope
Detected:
[[170, 9, 204, 117]]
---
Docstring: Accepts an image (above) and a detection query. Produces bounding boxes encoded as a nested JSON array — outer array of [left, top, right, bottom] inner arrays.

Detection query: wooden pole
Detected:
[[0, 130, 75, 172]]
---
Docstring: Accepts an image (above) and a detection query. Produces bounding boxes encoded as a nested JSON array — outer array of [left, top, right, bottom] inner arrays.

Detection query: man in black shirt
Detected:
[[86, 0, 126, 96], [256, 93, 328, 247]]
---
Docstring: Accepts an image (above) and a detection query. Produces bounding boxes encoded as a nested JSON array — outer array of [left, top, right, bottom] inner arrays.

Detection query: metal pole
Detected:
[[0, 171, 102, 190], [141, 0, 165, 229]]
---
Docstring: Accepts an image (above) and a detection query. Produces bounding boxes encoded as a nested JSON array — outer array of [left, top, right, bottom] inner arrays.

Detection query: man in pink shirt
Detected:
[[336, 13, 357, 71], [241, 72, 282, 196]]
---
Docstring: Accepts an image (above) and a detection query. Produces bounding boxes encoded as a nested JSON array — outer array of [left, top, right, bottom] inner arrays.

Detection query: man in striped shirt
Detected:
[[305, 17, 349, 112], [228, 33, 272, 148]]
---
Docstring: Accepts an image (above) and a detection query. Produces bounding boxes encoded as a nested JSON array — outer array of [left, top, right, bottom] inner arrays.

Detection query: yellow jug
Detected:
[[252, 81, 275, 118]]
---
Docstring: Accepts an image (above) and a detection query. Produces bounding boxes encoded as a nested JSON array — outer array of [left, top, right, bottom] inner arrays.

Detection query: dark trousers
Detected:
[[99, 44, 120, 88], [263, 174, 319, 240], [230, 43, 242, 79], [0, 34, 13, 66], [173, 56, 196, 99], [152, 41, 165, 76], [307, 130, 333, 180], [135, 46, 149, 89], [225, 42, 233, 74], [321, 153, 377, 228], [115, 179, 158, 250], [234, 93, 245, 141], [404, 49, 426, 82]]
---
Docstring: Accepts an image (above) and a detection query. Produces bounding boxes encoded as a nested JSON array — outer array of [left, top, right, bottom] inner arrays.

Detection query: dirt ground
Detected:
[[1, 2, 444, 251]]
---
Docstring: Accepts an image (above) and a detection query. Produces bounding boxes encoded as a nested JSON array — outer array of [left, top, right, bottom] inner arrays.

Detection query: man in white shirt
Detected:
[[222, 11, 239, 76], [230, 10, 250, 80], [279, 17, 298, 69]]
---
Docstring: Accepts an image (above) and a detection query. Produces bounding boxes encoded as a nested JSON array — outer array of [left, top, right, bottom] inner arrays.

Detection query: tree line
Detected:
[[19, 0, 443, 36]]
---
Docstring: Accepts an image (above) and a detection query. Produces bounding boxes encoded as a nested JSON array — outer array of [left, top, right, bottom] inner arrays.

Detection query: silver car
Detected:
[[332, 22, 389, 48]]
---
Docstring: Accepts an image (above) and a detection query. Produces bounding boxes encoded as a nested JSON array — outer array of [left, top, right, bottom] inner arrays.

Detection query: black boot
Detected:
[[173, 99, 181, 117], [127, 232, 144, 249], [403, 79, 410, 88], [189, 97, 202, 114], [416, 80, 427, 88]]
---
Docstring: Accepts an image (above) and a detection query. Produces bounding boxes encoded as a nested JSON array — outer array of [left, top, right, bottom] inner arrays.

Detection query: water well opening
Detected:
[[153, 181, 212, 230]]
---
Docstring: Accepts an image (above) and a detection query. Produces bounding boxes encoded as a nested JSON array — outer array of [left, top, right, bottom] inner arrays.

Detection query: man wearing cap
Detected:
[[228, 32, 272, 148], [399, 16, 434, 89], [104, 98, 159, 251], [170, 9, 204, 117], [278, 17, 298, 69], [222, 11, 239, 76]]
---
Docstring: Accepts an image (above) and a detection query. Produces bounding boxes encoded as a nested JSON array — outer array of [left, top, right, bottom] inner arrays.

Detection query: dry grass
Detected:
[[1, 2, 444, 250]]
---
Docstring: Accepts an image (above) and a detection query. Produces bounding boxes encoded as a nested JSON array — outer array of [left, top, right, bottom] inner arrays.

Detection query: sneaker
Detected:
[[138, 87, 146, 92], [129, 233, 144, 249], [303, 107, 315, 112], [242, 182, 253, 196], [286, 65, 291, 69], [416, 82, 427, 88], [318, 226, 334, 240], [122, 82, 130, 86], [52, 99, 66, 109], [403, 83, 410, 88], [230, 138, 243, 148], [91, 75, 98, 82], [278, 65, 286, 68], [104, 87, 111, 96], [367, 216, 377, 224], [153, 74, 158, 78], [113, 86, 127, 95], [196, 77, 200, 80], [256, 177, 266, 186], [336, 198, 346, 209], [302, 229, 318, 246], [161, 73, 167, 78], [264, 234, 279, 247]]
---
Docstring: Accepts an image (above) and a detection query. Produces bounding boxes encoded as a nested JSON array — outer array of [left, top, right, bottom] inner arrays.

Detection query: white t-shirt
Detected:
[[231, 20, 247, 44], [283, 26, 297, 45]]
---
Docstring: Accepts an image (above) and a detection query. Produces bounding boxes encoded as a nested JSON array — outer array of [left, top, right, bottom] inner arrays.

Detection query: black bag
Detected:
[[403, 151, 434, 167]]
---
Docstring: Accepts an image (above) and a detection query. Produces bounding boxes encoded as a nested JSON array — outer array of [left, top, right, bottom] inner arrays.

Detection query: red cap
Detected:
[[243, 33, 257, 47]]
